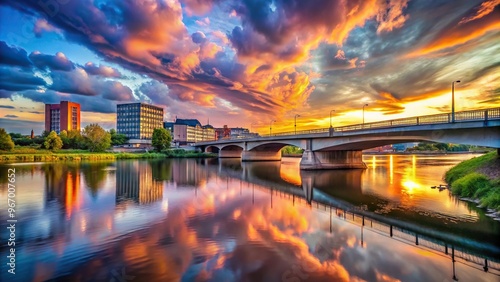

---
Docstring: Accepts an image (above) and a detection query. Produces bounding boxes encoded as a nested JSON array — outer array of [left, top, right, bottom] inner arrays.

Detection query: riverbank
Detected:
[[0, 149, 217, 162], [445, 151, 500, 215], [363, 151, 490, 155]]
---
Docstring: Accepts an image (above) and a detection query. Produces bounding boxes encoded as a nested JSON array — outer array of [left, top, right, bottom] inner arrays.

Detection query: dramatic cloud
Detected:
[[29, 51, 75, 71], [0, 41, 32, 67], [0, 67, 46, 92], [33, 18, 60, 37], [49, 68, 134, 101], [83, 62, 122, 78], [459, 0, 500, 24], [0, 0, 499, 132]]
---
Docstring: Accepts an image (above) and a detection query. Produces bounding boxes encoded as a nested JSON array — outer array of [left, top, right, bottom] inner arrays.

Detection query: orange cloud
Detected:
[[377, 0, 410, 33], [406, 9, 500, 58], [459, 0, 500, 24]]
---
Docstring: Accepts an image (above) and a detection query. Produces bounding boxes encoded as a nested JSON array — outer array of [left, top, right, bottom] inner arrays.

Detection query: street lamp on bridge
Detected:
[[250, 122, 257, 132], [294, 114, 300, 135], [329, 110, 336, 136], [363, 104, 368, 125], [269, 120, 276, 135], [329, 110, 336, 128], [452, 80, 460, 123]]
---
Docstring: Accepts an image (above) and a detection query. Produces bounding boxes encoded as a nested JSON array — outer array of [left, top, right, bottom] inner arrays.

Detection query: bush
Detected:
[[281, 145, 304, 155], [0, 128, 15, 151], [451, 173, 490, 198], [445, 152, 497, 183], [44, 131, 63, 151], [482, 189, 500, 210]]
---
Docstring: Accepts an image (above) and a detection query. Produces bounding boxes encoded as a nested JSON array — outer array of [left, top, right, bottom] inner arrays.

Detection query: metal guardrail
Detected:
[[219, 108, 500, 140], [209, 166, 500, 274], [264, 188, 500, 273]]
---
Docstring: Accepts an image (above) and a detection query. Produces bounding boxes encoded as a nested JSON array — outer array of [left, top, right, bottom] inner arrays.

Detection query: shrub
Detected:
[[44, 131, 63, 151], [481, 189, 500, 210], [450, 173, 490, 198], [0, 128, 15, 151]]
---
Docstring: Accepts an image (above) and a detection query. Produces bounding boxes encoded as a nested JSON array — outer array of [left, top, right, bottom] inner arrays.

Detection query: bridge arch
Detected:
[[220, 144, 244, 151], [314, 137, 430, 151], [247, 140, 305, 151], [205, 145, 220, 153], [219, 144, 244, 158]]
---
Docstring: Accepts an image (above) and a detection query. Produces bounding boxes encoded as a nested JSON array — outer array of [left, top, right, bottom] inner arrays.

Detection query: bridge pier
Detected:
[[300, 150, 367, 170], [219, 150, 242, 158], [241, 150, 281, 161]]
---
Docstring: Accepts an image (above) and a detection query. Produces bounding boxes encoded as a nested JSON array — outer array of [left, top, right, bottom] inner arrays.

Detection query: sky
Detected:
[[0, 0, 499, 135]]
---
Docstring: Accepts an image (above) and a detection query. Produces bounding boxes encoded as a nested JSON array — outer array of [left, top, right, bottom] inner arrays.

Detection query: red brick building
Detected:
[[45, 101, 81, 133]]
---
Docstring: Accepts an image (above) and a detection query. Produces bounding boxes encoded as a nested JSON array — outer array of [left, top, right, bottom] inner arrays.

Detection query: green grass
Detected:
[[0, 149, 217, 162], [445, 152, 500, 211]]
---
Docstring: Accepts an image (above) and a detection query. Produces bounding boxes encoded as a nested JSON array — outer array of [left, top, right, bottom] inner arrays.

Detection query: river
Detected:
[[0, 154, 499, 281]]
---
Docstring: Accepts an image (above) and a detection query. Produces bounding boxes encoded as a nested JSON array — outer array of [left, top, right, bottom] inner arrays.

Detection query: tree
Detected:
[[434, 143, 450, 151], [44, 131, 63, 151], [9, 133, 23, 139], [67, 129, 85, 149], [82, 124, 111, 152], [152, 128, 172, 151], [0, 128, 15, 151], [109, 129, 128, 146], [59, 130, 70, 149]]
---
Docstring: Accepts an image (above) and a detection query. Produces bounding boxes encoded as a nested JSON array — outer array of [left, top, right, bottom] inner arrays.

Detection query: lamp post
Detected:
[[362, 104, 368, 125], [294, 114, 300, 135], [329, 110, 336, 128], [250, 122, 257, 132], [452, 80, 460, 122], [270, 120, 276, 135]]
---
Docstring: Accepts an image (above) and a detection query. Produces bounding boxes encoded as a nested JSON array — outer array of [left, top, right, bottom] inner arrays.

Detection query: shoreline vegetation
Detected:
[[445, 151, 500, 215], [0, 148, 217, 162]]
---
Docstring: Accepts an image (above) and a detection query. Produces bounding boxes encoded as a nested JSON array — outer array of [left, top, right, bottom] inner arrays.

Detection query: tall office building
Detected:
[[44, 101, 81, 133], [116, 102, 164, 143]]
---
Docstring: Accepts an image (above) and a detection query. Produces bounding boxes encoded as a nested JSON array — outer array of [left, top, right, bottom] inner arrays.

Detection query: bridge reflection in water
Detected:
[[209, 157, 500, 279]]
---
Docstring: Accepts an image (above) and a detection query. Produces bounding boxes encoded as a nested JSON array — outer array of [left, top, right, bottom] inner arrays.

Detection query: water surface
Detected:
[[0, 154, 499, 281]]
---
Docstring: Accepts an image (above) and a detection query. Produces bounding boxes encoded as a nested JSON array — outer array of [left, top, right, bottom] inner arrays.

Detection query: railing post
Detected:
[[415, 234, 419, 245], [416, 117, 419, 125], [390, 225, 393, 237], [485, 110, 488, 123], [448, 113, 451, 123]]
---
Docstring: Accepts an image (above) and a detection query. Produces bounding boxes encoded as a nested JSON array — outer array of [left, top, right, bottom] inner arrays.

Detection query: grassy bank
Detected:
[[0, 149, 217, 162], [445, 151, 500, 212]]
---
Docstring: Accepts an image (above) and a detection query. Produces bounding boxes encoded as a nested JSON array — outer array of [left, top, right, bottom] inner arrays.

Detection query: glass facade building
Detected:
[[117, 103, 164, 140]]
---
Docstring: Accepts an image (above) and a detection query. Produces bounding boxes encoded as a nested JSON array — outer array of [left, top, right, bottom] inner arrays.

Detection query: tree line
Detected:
[[0, 125, 172, 152]]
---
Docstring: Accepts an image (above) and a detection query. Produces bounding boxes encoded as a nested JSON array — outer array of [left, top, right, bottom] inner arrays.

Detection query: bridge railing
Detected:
[[261, 187, 500, 273], [254, 107, 499, 138]]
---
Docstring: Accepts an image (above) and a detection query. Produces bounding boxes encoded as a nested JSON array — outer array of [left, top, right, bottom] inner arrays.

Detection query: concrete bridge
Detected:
[[195, 108, 500, 170]]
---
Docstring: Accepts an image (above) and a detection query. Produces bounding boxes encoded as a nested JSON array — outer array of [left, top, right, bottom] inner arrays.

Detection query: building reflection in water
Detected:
[[4, 157, 499, 282], [116, 160, 163, 205], [44, 164, 81, 219], [171, 159, 205, 187]]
